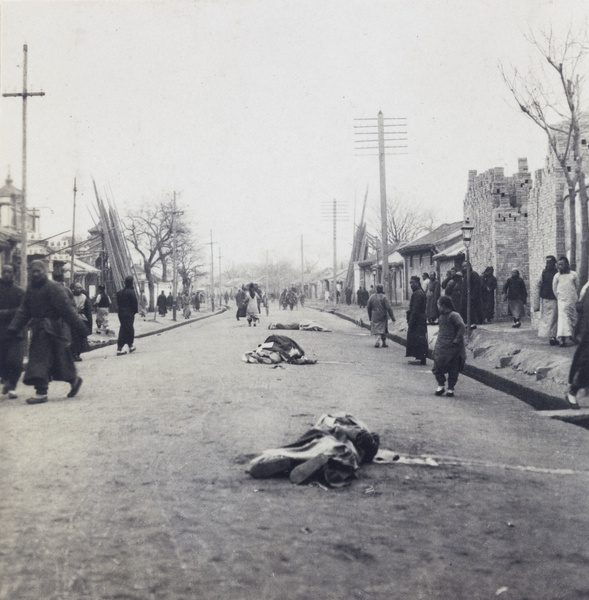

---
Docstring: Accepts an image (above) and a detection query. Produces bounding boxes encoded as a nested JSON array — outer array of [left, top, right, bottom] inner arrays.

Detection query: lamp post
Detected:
[[461, 218, 474, 332]]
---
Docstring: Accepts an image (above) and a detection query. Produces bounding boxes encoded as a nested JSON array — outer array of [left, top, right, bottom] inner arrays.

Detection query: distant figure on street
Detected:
[[553, 256, 579, 347], [425, 271, 441, 324], [166, 292, 173, 312], [323, 289, 330, 304], [444, 269, 463, 313], [71, 282, 93, 361], [533, 255, 558, 346], [565, 280, 589, 409], [406, 275, 428, 365], [345, 286, 352, 305], [182, 292, 192, 319], [245, 282, 261, 326], [116, 275, 138, 356], [94, 284, 111, 333], [480, 266, 497, 324], [236, 286, 247, 321], [157, 290, 167, 317], [502, 269, 527, 328], [0, 264, 24, 399], [366, 284, 395, 348], [460, 261, 483, 328], [432, 296, 466, 398], [7, 260, 85, 405]]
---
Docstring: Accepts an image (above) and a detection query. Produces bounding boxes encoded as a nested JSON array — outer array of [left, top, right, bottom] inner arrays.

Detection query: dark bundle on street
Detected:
[[247, 413, 380, 488]]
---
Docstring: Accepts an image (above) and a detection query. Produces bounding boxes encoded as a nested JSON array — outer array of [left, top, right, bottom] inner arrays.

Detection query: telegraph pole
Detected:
[[207, 230, 216, 311], [3, 45, 46, 287], [70, 178, 77, 285], [172, 191, 178, 321], [300, 234, 304, 296], [354, 112, 407, 300]]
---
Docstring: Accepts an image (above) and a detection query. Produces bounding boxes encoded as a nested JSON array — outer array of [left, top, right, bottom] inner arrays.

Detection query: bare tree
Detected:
[[500, 26, 589, 285], [372, 193, 436, 244]]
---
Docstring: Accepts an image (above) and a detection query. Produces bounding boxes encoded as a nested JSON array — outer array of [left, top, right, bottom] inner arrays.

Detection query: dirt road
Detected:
[[1, 307, 589, 599]]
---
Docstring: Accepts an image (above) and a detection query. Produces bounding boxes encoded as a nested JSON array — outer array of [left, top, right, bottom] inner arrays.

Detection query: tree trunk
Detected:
[[577, 176, 589, 287], [144, 261, 155, 312], [568, 185, 577, 270]]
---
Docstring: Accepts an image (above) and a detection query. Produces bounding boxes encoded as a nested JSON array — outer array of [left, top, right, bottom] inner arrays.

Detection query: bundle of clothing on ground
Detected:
[[267, 321, 332, 332], [242, 334, 317, 365], [246, 413, 380, 487]]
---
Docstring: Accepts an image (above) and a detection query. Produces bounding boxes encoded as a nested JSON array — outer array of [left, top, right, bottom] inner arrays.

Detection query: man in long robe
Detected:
[[406, 276, 428, 365], [8, 260, 86, 405], [533, 255, 558, 345], [366, 284, 396, 347], [552, 256, 579, 347], [425, 271, 441, 324], [481, 266, 498, 323], [0, 264, 24, 398]]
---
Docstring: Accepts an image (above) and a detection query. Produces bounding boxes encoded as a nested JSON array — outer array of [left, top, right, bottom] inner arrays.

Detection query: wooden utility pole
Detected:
[[208, 230, 215, 311], [172, 191, 178, 321], [377, 111, 389, 298], [70, 178, 77, 285], [300, 234, 304, 294], [3, 45, 45, 287], [332, 200, 338, 308]]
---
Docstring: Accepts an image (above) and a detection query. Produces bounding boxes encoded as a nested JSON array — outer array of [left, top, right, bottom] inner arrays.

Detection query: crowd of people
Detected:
[[362, 255, 589, 405]]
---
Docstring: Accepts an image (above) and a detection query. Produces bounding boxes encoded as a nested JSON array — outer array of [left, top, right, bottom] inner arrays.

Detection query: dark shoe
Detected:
[[566, 392, 580, 409], [435, 386, 445, 396], [1, 382, 9, 395], [512, 321, 521, 328], [26, 394, 48, 405], [128, 345, 136, 353], [8, 390, 17, 399], [374, 339, 381, 348], [408, 360, 425, 366], [559, 341, 566, 348], [73, 354, 82, 362], [549, 338, 558, 346], [117, 349, 127, 356], [382, 343, 388, 348], [67, 377, 83, 398], [446, 389, 455, 397]]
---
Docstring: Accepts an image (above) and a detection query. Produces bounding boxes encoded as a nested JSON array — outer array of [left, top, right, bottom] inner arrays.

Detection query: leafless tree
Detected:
[[372, 193, 436, 244], [500, 26, 589, 285]]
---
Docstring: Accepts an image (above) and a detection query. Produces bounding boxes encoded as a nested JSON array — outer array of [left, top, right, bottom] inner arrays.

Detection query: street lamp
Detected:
[[461, 218, 475, 332]]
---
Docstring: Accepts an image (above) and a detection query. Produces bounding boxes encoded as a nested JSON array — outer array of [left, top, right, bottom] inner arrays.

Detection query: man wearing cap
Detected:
[[7, 260, 86, 404]]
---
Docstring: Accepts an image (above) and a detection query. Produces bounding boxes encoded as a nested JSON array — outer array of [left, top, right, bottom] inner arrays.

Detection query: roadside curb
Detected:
[[316, 308, 569, 412]]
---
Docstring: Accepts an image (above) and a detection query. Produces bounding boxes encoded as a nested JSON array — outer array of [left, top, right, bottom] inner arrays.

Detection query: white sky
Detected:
[[0, 0, 586, 270]]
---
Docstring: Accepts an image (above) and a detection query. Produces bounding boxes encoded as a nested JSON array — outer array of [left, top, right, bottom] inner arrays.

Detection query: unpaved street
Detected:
[[1, 307, 589, 600]]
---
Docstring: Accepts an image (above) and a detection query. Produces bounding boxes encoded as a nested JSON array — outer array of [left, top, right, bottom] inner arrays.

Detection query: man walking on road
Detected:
[[116, 275, 138, 356], [7, 260, 85, 405], [366, 283, 396, 348], [0, 264, 24, 398], [406, 275, 428, 365]]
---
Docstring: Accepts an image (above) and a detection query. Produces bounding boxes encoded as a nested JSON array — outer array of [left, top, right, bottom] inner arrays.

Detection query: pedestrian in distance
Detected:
[[245, 282, 261, 327], [444, 269, 463, 313], [0, 263, 24, 399], [406, 275, 428, 365], [157, 290, 167, 317], [565, 280, 589, 409], [94, 284, 111, 333], [235, 285, 246, 320], [502, 269, 527, 328], [116, 275, 138, 356], [425, 270, 441, 324], [366, 283, 396, 348], [480, 266, 498, 323], [432, 295, 466, 398], [7, 260, 85, 405], [552, 255, 579, 347], [533, 255, 559, 346], [70, 282, 92, 361]]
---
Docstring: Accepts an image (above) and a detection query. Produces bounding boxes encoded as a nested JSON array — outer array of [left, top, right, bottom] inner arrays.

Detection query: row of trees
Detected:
[[123, 196, 205, 311]]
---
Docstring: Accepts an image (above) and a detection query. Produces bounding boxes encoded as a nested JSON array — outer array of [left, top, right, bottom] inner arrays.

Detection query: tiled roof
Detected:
[[397, 221, 464, 254]]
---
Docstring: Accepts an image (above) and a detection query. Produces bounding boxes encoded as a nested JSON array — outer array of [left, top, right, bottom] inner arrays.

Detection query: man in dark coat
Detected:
[[502, 269, 528, 328], [444, 269, 463, 312], [481, 266, 498, 324], [157, 291, 168, 317], [8, 260, 86, 405], [460, 261, 483, 327], [116, 275, 139, 355], [366, 284, 396, 347], [406, 275, 428, 365], [0, 264, 25, 398]]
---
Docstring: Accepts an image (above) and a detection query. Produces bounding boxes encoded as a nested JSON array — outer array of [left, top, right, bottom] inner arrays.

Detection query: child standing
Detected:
[[432, 295, 466, 397]]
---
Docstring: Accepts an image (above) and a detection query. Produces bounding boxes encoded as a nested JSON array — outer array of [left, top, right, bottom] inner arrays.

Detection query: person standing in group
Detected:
[[533, 255, 559, 346], [480, 266, 498, 324], [116, 275, 138, 356], [156, 290, 167, 317], [0, 264, 24, 399], [235, 285, 246, 321], [366, 283, 396, 348], [7, 260, 85, 405], [432, 296, 466, 398], [245, 282, 261, 326], [406, 275, 428, 365], [94, 284, 111, 333], [552, 255, 579, 347], [444, 269, 463, 312], [182, 291, 192, 319], [502, 269, 527, 328], [70, 282, 93, 361], [460, 261, 483, 328], [565, 279, 589, 409], [425, 271, 441, 325]]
